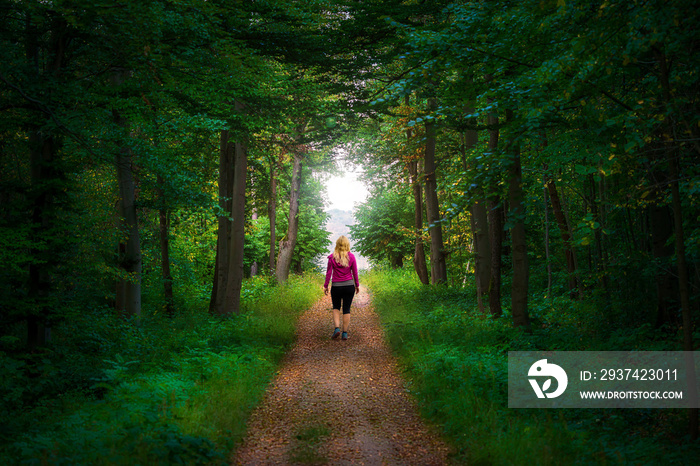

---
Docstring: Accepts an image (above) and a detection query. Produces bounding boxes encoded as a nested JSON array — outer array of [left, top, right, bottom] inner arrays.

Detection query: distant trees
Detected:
[[350, 189, 414, 268], [343, 0, 698, 436], [1, 0, 344, 342]]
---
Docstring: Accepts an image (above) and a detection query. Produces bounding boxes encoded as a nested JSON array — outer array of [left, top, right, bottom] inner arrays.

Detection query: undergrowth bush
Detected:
[[366, 267, 699, 465], [0, 273, 323, 465]]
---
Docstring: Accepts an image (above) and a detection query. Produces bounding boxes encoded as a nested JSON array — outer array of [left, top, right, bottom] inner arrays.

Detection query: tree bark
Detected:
[[25, 16, 69, 347], [405, 95, 429, 285], [545, 177, 580, 298], [251, 209, 259, 277], [669, 152, 698, 440], [506, 110, 530, 330], [27, 134, 57, 348], [222, 135, 247, 315], [157, 175, 174, 317], [276, 151, 303, 283], [486, 98, 502, 317], [543, 184, 553, 297], [591, 173, 609, 293], [470, 201, 490, 312], [460, 79, 489, 311], [210, 130, 234, 314], [424, 96, 447, 284], [656, 46, 697, 438], [487, 199, 503, 317], [409, 159, 429, 284], [268, 158, 278, 275], [112, 70, 141, 321]]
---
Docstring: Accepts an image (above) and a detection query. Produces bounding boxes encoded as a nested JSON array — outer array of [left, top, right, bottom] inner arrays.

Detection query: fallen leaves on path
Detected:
[[233, 288, 450, 465]]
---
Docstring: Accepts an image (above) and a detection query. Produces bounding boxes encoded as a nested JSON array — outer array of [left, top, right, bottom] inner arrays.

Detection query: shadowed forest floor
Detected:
[[233, 288, 451, 465]]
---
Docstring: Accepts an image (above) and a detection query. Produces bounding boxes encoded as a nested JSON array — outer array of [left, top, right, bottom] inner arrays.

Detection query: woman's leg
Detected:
[[341, 285, 355, 334], [330, 287, 342, 338], [333, 308, 341, 329]]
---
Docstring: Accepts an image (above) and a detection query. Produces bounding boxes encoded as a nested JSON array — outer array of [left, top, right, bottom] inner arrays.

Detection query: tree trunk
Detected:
[[405, 96, 429, 285], [251, 209, 259, 277], [464, 152, 490, 312], [424, 96, 447, 284], [543, 184, 553, 297], [487, 199, 503, 317], [390, 254, 404, 268], [656, 46, 697, 438], [114, 133, 141, 320], [210, 130, 234, 314], [506, 110, 530, 330], [112, 70, 141, 321], [470, 201, 490, 312], [486, 97, 502, 317], [27, 134, 57, 349], [25, 11, 58, 348], [222, 135, 247, 315], [276, 152, 303, 283], [157, 175, 174, 317], [668, 151, 698, 440], [670, 153, 698, 439], [409, 159, 429, 284], [545, 177, 580, 299], [592, 173, 609, 293], [268, 159, 278, 275], [459, 79, 488, 311]]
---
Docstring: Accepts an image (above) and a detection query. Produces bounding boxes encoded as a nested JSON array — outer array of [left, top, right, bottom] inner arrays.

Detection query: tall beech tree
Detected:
[[8, 9, 73, 346], [405, 96, 430, 285], [485, 97, 503, 317], [155, 174, 174, 317], [268, 157, 280, 274], [423, 94, 448, 285], [505, 110, 530, 331], [112, 70, 142, 320], [276, 149, 303, 283], [210, 125, 248, 316]]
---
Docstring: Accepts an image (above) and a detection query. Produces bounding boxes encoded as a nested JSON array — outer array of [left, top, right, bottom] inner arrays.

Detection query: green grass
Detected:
[[0, 273, 323, 465], [365, 267, 700, 465]]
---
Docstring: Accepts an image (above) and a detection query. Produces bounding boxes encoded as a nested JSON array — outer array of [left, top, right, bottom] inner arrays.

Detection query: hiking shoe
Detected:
[[341, 332, 349, 340], [331, 328, 341, 339]]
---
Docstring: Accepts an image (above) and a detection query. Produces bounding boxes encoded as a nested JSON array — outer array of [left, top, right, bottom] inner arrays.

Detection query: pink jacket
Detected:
[[324, 252, 359, 288]]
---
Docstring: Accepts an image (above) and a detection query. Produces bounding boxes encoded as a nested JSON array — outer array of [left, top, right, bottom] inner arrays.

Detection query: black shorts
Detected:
[[330, 285, 355, 314]]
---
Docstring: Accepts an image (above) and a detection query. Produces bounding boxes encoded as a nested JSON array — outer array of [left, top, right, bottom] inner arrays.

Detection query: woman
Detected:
[[323, 236, 360, 340]]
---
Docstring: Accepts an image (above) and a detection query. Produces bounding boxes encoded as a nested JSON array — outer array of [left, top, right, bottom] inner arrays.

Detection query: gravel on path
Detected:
[[233, 288, 451, 465]]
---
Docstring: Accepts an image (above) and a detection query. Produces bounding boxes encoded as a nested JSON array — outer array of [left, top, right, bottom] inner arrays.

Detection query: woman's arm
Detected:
[[351, 254, 359, 288], [323, 257, 333, 294]]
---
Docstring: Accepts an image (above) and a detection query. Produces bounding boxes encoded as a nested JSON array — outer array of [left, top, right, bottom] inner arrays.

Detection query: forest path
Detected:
[[233, 287, 451, 465]]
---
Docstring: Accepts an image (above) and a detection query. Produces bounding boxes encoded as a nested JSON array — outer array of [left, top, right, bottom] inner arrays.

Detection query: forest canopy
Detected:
[[1, 0, 699, 462]]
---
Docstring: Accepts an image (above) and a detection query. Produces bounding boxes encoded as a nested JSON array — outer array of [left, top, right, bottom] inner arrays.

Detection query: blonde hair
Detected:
[[333, 236, 351, 267]]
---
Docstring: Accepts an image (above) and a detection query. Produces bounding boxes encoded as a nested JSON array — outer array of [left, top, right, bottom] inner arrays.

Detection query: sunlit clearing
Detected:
[[325, 171, 368, 211]]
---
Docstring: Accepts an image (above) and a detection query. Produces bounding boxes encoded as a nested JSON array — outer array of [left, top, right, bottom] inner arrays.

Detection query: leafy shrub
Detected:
[[0, 273, 323, 465], [365, 268, 700, 465]]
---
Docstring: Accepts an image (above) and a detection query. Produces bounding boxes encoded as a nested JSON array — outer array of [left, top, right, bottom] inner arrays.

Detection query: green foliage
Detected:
[[366, 268, 700, 465], [350, 188, 415, 267], [2, 0, 699, 461], [0, 274, 323, 464], [273, 167, 332, 273]]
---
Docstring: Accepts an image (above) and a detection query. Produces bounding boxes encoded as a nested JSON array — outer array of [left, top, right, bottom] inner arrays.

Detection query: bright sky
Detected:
[[325, 171, 368, 211]]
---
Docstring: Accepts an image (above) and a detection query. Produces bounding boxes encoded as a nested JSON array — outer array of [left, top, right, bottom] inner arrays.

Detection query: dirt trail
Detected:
[[233, 288, 450, 465]]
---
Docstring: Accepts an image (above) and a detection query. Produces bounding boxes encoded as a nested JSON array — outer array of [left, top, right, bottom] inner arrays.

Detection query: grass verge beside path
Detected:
[[365, 268, 699, 465], [0, 274, 323, 465]]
